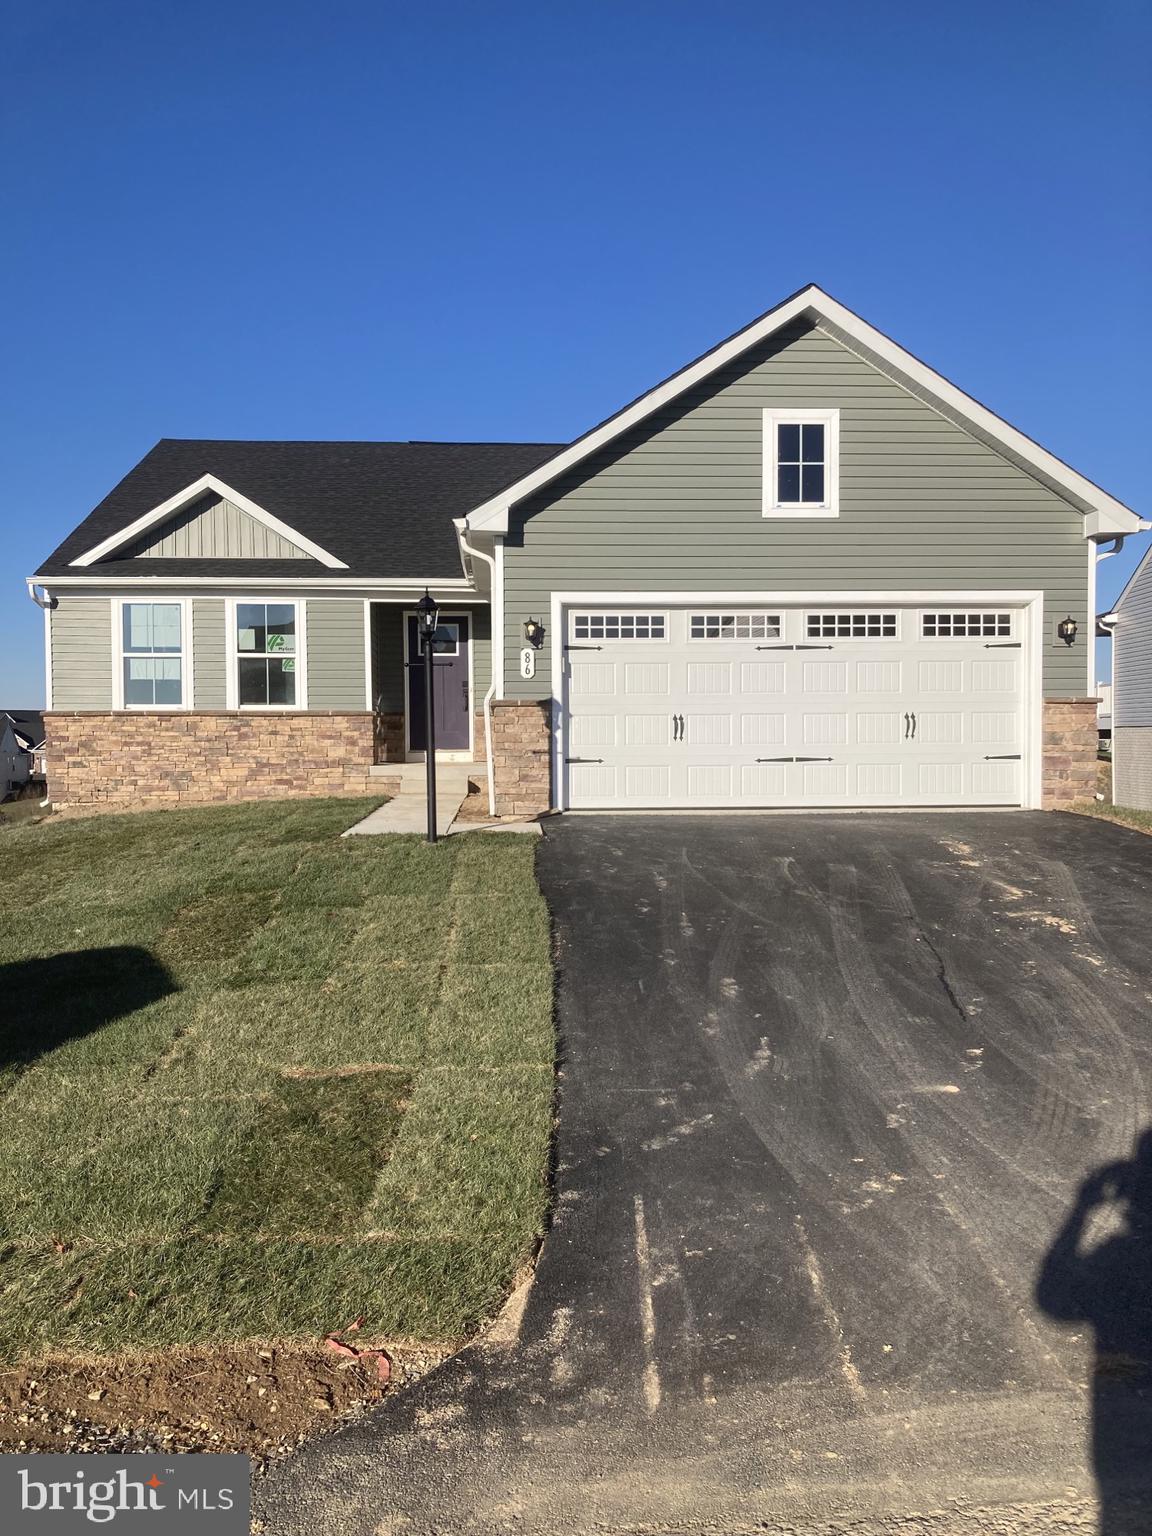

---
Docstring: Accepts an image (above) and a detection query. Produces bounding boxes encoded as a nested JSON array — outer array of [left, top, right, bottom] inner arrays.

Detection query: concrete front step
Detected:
[[369, 761, 474, 795]]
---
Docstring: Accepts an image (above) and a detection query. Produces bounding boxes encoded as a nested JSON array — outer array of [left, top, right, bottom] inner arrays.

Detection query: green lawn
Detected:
[[1068, 800, 1152, 836], [0, 799, 554, 1363]]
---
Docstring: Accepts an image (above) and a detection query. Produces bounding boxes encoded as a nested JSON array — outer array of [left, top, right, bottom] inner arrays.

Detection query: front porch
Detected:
[[368, 600, 490, 766]]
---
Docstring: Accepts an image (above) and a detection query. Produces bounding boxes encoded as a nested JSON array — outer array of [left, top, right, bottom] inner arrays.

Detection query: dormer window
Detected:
[[763, 408, 840, 518]]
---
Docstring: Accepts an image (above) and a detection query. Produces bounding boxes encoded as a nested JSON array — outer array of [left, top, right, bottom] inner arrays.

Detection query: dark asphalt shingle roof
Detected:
[[35, 439, 566, 580]]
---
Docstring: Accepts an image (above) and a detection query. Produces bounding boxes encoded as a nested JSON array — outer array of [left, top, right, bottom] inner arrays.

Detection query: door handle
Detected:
[[911, 711, 917, 740], [672, 713, 680, 741], [904, 712, 911, 739]]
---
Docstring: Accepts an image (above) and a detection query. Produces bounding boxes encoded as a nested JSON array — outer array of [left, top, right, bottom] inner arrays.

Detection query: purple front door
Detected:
[[407, 614, 471, 753]]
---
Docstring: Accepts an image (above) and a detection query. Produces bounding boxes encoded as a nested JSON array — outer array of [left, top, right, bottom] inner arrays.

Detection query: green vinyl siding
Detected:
[[50, 596, 113, 709], [502, 320, 1090, 699], [306, 599, 367, 710], [192, 599, 227, 708]]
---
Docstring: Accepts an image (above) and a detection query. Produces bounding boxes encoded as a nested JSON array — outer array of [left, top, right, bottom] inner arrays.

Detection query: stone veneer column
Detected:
[[489, 699, 552, 817], [1042, 698, 1099, 808], [44, 712, 396, 815]]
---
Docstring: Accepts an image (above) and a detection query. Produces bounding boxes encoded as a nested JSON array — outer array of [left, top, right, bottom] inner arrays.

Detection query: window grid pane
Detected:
[[806, 612, 898, 639], [571, 613, 666, 641], [236, 603, 299, 702], [922, 612, 1012, 638], [121, 603, 183, 705], [689, 612, 781, 640], [776, 420, 827, 503]]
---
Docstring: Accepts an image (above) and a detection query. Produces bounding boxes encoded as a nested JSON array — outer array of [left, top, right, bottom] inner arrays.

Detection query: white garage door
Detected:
[[561, 605, 1027, 809]]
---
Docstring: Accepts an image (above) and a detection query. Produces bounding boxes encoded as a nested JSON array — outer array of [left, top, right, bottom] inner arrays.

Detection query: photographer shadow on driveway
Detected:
[[1037, 1129, 1152, 1535]]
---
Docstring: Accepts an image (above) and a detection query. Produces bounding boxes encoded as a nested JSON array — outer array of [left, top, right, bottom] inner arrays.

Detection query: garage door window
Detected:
[[571, 613, 666, 641], [690, 613, 781, 640], [922, 612, 1012, 638], [806, 612, 898, 639]]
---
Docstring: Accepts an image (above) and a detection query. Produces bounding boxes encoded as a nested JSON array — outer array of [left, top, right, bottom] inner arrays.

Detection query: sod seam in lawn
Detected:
[[0, 799, 554, 1359]]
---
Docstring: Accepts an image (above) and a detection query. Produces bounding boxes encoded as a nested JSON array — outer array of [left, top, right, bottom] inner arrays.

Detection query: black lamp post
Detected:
[[416, 589, 440, 842]]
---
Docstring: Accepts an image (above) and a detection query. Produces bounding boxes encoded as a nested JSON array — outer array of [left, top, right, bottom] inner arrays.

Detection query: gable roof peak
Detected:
[[464, 286, 1143, 539]]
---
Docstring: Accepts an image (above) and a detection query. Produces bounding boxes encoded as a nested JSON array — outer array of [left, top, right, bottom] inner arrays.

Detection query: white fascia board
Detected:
[[70, 473, 350, 569], [34, 574, 479, 594], [464, 285, 1143, 536]]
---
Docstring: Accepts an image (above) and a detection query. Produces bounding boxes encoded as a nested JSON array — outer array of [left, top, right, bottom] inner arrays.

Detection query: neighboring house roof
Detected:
[[35, 440, 564, 581], [464, 283, 1146, 538], [4, 711, 45, 750]]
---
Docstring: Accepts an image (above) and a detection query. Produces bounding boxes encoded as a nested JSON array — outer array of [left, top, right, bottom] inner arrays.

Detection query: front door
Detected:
[[407, 614, 471, 754]]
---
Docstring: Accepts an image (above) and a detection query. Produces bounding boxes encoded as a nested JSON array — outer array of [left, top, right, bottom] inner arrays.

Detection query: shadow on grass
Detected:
[[0, 947, 177, 1078]]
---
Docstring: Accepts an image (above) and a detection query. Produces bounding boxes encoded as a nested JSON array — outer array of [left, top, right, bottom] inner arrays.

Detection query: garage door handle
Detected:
[[756, 755, 834, 763], [755, 644, 835, 651], [910, 711, 917, 739]]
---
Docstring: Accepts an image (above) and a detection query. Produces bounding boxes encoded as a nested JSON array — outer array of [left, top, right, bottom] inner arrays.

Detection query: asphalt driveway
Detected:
[[259, 812, 1152, 1535]]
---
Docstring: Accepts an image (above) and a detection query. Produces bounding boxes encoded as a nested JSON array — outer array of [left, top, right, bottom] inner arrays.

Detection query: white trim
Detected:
[[111, 597, 193, 711], [224, 597, 308, 710], [363, 599, 373, 712], [401, 610, 475, 761], [762, 408, 840, 518], [465, 286, 1142, 537], [456, 530, 499, 815], [548, 589, 1046, 813], [70, 474, 350, 569], [493, 536, 506, 699], [33, 574, 479, 593]]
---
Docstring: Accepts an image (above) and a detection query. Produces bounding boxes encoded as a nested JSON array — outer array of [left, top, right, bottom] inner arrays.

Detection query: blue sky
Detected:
[[2, 0, 1148, 703]]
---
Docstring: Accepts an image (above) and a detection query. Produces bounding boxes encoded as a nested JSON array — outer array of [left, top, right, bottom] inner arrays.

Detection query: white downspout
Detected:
[[455, 527, 499, 817]]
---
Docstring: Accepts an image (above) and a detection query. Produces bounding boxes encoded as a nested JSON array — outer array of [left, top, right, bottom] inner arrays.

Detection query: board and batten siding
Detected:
[[50, 595, 113, 709], [192, 599, 227, 708], [502, 319, 1090, 700], [124, 493, 311, 560], [370, 603, 491, 712], [306, 599, 367, 710]]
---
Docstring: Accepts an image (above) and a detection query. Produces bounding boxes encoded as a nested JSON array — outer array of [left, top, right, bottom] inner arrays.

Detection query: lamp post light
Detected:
[[416, 589, 440, 843]]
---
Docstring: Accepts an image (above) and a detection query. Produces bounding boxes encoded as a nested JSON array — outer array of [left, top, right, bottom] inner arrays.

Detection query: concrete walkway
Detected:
[[343, 762, 471, 837]]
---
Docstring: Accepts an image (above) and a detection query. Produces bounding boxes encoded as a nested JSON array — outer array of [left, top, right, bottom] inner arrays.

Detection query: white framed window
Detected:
[[922, 611, 1013, 638], [115, 600, 189, 709], [690, 612, 781, 640], [763, 408, 840, 518], [227, 600, 307, 708], [806, 611, 898, 639], [570, 613, 666, 641]]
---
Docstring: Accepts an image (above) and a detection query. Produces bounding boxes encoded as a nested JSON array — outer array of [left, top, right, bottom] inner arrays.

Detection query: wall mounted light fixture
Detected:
[[1057, 615, 1078, 647], [523, 617, 544, 647]]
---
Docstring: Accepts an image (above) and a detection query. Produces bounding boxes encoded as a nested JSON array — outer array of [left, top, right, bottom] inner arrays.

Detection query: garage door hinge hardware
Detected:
[[756, 755, 834, 763], [755, 643, 834, 651], [565, 644, 603, 651], [983, 642, 1021, 648], [983, 754, 1022, 760], [565, 757, 604, 764]]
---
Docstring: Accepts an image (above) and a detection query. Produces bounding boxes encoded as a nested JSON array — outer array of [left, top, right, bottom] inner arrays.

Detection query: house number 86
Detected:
[[520, 647, 536, 680]]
